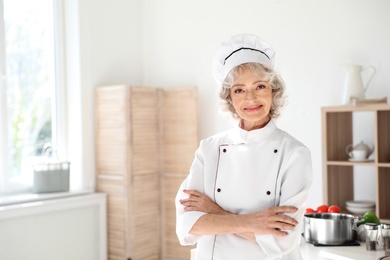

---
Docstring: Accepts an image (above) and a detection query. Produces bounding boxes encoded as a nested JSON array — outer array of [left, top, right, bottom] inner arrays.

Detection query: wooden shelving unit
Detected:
[[322, 103, 390, 221]]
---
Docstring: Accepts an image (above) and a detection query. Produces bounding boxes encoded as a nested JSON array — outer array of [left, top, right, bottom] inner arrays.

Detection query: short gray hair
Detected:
[[218, 63, 286, 120]]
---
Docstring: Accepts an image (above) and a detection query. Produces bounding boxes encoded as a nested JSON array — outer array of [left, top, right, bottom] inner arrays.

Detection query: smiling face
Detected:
[[229, 66, 273, 131]]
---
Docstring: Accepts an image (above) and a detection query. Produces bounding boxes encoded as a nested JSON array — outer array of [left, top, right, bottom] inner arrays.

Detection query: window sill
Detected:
[[0, 190, 94, 207]]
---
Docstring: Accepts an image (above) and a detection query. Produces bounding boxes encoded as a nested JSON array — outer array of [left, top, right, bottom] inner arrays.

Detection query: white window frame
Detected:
[[53, 0, 68, 160], [0, 0, 68, 194], [0, 0, 9, 192]]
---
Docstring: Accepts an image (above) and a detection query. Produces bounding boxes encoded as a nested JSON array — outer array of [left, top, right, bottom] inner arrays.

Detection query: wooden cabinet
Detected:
[[95, 85, 198, 260], [322, 104, 390, 221]]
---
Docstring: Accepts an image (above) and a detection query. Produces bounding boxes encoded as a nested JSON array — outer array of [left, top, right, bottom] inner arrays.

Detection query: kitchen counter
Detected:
[[190, 237, 387, 259], [190, 239, 387, 259], [300, 238, 386, 260]]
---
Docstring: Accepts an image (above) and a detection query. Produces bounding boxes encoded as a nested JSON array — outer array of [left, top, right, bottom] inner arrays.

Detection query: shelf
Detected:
[[322, 104, 390, 220], [326, 161, 390, 167], [326, 161, 376, 166], [321, 103, 390, 112]]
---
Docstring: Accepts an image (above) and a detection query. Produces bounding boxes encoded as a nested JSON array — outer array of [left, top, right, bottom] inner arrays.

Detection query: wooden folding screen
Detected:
[[95, 85, 198, 260]]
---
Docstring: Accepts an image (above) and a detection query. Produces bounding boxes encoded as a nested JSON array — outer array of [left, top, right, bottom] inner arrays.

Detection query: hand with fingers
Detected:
[[180, 189, 298, 240], [180, 189, 256, 241], [179, 189, 227, 215], [242, 206, 298, 237]]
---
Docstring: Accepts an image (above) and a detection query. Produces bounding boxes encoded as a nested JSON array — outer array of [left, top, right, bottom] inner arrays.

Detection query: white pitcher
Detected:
[[341, 64, 376, 104]]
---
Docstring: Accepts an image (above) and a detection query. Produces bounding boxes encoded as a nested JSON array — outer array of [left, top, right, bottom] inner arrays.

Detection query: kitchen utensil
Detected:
[[346, 206, 376, 215], [345, 141, 374, 160], [341, 64, 376, 104], [346, 200, 376, 208], [346, 200, 376, 214], [381, 223, 390, 253], [365, 223, 379, 251], [304, 213, 363, 245]]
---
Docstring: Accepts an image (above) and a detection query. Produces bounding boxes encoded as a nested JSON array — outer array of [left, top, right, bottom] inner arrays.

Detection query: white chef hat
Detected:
[[212, 33, 275, 88]]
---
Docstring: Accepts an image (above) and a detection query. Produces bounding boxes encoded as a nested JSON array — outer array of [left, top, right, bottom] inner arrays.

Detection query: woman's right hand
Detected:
[[242, 206, 298, 237]]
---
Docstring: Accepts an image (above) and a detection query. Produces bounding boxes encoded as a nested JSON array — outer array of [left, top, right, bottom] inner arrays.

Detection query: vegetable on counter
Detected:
[[328, 205, 341, 213], [316, 205, 329, 213], [305, 208, 315, 214], [305, 204, 341, 214], [357, 210, 380, 227]]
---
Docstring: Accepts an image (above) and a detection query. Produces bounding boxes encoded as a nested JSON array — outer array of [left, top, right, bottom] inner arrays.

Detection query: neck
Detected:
[[240, 117, 271, 131]]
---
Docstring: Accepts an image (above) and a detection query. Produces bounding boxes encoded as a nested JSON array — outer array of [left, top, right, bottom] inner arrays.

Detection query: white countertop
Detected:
[[190, 239, 387, 260], [300, 238, 386, 260]]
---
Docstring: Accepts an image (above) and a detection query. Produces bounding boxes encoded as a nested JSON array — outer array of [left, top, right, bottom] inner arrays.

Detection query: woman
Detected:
[[175, 33, 313, 260]]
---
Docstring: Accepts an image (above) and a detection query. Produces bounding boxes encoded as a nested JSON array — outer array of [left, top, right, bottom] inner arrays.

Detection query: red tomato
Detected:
[[305, 208, 316, 214], [316, 205, 329, 213], [328, 205, 341, 213]]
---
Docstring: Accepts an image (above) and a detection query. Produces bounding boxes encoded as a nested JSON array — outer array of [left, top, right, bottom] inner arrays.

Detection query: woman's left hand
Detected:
[[181, 189, 256, 241], [180, 189, 226, 215]]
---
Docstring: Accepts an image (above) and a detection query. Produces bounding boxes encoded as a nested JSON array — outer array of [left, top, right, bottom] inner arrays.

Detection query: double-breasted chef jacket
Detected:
[[176, 120, 313, 260]]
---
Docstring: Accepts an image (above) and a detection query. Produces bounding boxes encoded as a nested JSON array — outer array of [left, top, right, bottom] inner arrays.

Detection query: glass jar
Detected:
[[382, 223, 390, 255], [365, 223, 378, 251]]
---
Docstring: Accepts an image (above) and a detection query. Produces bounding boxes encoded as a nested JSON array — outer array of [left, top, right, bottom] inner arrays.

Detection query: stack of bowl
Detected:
[[345, 200, 375, 215]]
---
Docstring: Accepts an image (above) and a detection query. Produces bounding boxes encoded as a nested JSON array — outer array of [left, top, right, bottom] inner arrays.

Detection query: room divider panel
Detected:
[[95, 85, 198, 260]]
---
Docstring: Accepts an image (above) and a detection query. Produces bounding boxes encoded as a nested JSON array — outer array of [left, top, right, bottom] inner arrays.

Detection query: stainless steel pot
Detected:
[[304, 213, 362, 245]]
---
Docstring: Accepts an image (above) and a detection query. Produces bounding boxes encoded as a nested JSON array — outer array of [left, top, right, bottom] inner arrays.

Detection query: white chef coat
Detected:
[[176, 120, 313, 260]]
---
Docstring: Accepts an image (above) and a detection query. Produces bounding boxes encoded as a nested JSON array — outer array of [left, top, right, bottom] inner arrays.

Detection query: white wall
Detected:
[[74, 0, 390, 207], [65, 0, 143, 190]]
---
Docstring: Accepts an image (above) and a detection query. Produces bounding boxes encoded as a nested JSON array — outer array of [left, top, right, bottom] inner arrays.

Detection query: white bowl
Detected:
[[345, 200, 375, 208], [346, 206, 375, 215]]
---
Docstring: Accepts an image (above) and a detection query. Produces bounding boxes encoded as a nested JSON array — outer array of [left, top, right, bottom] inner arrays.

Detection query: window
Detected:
[[0, 0, 64, 194]]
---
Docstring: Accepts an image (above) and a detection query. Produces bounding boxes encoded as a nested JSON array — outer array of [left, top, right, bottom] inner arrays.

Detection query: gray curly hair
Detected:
[[218, 63, 286, 120]]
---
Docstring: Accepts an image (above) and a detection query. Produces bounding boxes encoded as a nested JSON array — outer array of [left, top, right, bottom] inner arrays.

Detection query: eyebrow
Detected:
[[233, 80, 267, 87]]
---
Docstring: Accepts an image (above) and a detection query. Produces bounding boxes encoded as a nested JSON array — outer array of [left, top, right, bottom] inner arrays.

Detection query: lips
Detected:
[[244, 105, 262, 112]]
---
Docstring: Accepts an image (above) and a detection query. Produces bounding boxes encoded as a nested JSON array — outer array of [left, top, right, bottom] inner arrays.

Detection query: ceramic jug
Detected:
[[341, 64, 376, 104]]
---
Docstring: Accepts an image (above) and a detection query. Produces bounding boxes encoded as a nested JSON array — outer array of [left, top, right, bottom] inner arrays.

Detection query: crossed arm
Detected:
[[179, 189, 299, 242]]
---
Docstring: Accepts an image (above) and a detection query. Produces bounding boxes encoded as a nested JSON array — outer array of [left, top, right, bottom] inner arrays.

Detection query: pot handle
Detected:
[[303, 217, 311, 242], [345, 144, 354, 155], [353, 216, 365, 229]]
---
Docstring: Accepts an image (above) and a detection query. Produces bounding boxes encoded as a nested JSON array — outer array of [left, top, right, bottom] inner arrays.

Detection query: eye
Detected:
[[256, 84, 267, 90], [233, 88, 244, 94]]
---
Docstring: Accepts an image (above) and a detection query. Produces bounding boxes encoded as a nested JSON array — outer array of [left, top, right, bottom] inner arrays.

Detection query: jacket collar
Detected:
[[235, 119, 277, 143]]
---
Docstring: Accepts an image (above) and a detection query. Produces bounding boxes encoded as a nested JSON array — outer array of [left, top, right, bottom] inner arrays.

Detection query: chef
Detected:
[[175, 33, 313, 260]]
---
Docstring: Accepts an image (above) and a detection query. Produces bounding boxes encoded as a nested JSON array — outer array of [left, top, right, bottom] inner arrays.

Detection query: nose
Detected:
[[245, 89, 256, 100]]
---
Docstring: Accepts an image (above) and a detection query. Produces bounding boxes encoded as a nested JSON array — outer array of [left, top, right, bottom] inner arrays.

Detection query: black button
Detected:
[[274, 149, 278, 153], [266, 191, 271, 195], [217, 188, 221, 192], [222, 149, 227, 153]]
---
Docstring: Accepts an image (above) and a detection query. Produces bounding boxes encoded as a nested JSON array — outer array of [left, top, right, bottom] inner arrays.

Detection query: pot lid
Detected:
[[353, 141, 372, 152], [365, 223, 379, 230], [381, 223, 390, 229]]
